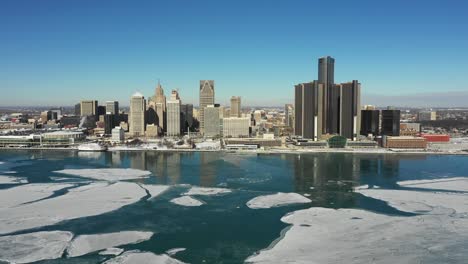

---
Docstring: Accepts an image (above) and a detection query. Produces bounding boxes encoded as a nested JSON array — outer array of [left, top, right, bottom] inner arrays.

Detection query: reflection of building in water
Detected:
[[111, 152, 123, 166], [129, 151, 146, 171], [200, 152, 218, 187], [166, 153, 181, 184]]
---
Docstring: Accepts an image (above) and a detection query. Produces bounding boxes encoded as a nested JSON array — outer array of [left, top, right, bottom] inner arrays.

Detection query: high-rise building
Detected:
[[337, 80, 361, 140], [104, 114, 115, 135], [203, 104, 221, 138], [181, 104, 193, 132], [382, 109, 401, 136], [80, 100, 98, 117], [294, 81, 324, 141], [230, 96, 241, 117], [199, 80, 215, 134], [284, 104, 294, 127], [418, 111, 436, 121], [97, 106, 106, 116], [154, 82, 167, 131], [129, 92, 146, 137], [105, 101, 119, 115], [74, 103, 81, 116], [167, 90, 181, 137], [361, 110, 380, 136], [223, 117, 250, 137], [318, 56, 335, 87]]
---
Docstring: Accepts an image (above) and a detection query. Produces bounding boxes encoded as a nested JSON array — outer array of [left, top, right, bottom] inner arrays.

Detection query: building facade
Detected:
[[230, 96, 241, 117], [129, 93, 146, 137], [167, 90, 181, 137], [154, 82, 167, 131], [361, 109, 380, 136], [199, 80, 215, 134], [80, 100, 98, 117], [223, 117, 250, 137], [294, 81, 324, 141], [382, 109, 401, 136], [105, 101, 119, 115], [203, 104, 221, 138]]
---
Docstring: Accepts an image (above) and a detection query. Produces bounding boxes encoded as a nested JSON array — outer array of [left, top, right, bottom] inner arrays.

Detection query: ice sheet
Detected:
[[54, 168, 151, 181], [103, 250, 187, 264], [139, 184, 171, 199], [170, 196, 204, 206], [0, 182, 146, 235], [166, 248, 186, 256], [67, 231, 153, 257], [0, 231, 73, 263], [183, 186, 231, 196], [398, 177, 468, 192], [99, 247, 124, 256], [0, 183, 73, 209], [0, 175, 28, 184], [246, 193, 311, 209]]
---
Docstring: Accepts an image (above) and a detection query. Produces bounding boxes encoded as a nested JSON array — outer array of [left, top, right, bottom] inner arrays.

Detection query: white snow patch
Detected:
[[166, 248, 186, 256], [139, 184, 171, 200], [99, 247, 124, 256], [398, 177, 468, 192], [0, 183, 73, 209], [246, 207, 468, 264], [183, 186, 231, 196], [0, 175, 28, 184], [54, 168, 151, 182], [0, 231, 73, 264], [170, 196, 204, 207], [67, 231, 153, 257], [103, 250, 187, 264], [246, 192, 311, 209], [0, 182, 146, 235]]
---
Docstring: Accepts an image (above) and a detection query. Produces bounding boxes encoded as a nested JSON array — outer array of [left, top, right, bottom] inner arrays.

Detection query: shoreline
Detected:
[[1, 146, 467, 156]]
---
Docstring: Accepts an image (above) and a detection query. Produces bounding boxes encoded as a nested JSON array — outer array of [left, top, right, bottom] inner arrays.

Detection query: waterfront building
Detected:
[[167, 90, 181, 137], [230, 96, 241, 117], [105, 101, 119, 115], [129, 92, 146, 137], [80, 100, 98, 117], [294, 81, 324, 141], [382, 109, 401, 136], [361, 109, 380, 136], [204, 104, 221, 138], [111, 126, 125, 143], [199, 80, 215, 134], [337, 80, 361, 140], [223, 117, 250, 137]]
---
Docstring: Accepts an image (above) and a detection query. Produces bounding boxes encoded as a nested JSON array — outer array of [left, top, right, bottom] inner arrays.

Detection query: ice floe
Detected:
[[67, 231, 153, 257], [99, 247, 124, 256], [166, 248, 186, 256], [103, 250, 187, 264], [0, 231, 73, 263], [54, 168, 151, 181], [170, 196, 204, 206], [246, 192, 311, 209], [139, 184, 171, 199], [0, 182, 146, 235], [0, 183, 74, 209], [183, 186, 231, 196], [398, 177, 468, 192], [0, 175, 28, 184], [246, 207, 468, 263]]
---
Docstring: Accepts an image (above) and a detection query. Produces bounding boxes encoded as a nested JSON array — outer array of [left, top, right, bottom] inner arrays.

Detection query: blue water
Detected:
[[1, 150, 467, 263]]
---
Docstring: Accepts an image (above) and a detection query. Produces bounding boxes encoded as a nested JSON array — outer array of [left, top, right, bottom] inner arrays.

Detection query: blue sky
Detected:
[[1, 0, 467, 107]]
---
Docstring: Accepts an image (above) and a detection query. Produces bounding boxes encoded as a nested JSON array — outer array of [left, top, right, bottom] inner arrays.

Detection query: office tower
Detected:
[[111, 126, 125, 142], [418, 111, 436, 121], [253, 110, 263, 124], [181, 104, 193, 132], [294, 81, 324, 141], [50, 108, 62, 120], [105, 101, 119, 115], [361, 110, 380, 136], [199, 80, 215, 134], [104, 114, 115, 135], [74, 103, 81, 116], [337, 80, 361, 140], [230, 96, 241, 117], [223, 117, 250, 137], [97, 106, 106, 116], [167, 90, 181, 137], [203, 104, 221, 137], [154, 82, 167, 131], [318, 56, 335, 87], [80, 100, 98, 116], [129, 92, 146, 137], [284, 104, 294, 127], [382, 109, 401, 136]]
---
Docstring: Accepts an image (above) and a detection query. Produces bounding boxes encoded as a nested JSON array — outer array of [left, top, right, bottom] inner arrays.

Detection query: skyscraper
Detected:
[[154, 82, 166, 132], [199, 80, 215, 134], [284, 104, 294, 127], [337, 80, 361, 140], [167, 90, 181, 137], [318, 56, 335, 86], [204, 104, 221, 138], [80, 100, 98, 117], [382, 109, 401, 136], [361, 109, 380, 136], [294, 81, 324, 141], [129, 92, 146, 137], [230, 96, 241, 117], [105, 101, 119, 115]]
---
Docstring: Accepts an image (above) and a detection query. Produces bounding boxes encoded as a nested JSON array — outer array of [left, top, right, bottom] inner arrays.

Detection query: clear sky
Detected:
[[1, 0, 467, 107]]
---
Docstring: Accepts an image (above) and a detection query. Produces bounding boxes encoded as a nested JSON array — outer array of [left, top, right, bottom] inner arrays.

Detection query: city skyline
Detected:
[[1, 0, 468, 107]]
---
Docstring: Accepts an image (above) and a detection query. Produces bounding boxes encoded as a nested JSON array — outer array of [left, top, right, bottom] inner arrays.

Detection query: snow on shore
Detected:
[[246, 193, 311, 209], [54, 168, 151, 181], [170, 196, 204, 207], [0, 183, 73, 209], [183, 186, 231, 196], [67, 231, 153, 257], [103, 250, 187, 264], [0, 231, 73, 263], [0, 182, 146, 235]]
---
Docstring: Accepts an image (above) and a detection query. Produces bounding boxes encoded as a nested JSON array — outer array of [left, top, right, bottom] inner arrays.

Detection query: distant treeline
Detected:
[[421, 120, 468, 130]]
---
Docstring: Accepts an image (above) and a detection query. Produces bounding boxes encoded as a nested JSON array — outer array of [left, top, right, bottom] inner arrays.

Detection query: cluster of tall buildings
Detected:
[[294, 56, 361, 141]]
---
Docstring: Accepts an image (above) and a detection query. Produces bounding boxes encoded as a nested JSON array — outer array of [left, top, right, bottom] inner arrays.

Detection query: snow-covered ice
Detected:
[[0, 182, 146, 235], [166, 248, 186, 256], [0, 231, 73, 263], [246, 207, 468, 264], [183, 186, 231, 196], [139, 184, 171, 199], [67, 231, 153, 257], [246, 192, 311, 209], [0, 175, 28, 184], [170, 196, 204, 206], [99, 247, 124, 256], [398, 177, 468, 192], [103, 250, 187, 264], [54, 168, 151, 181], [0, 183, 73, 209]]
